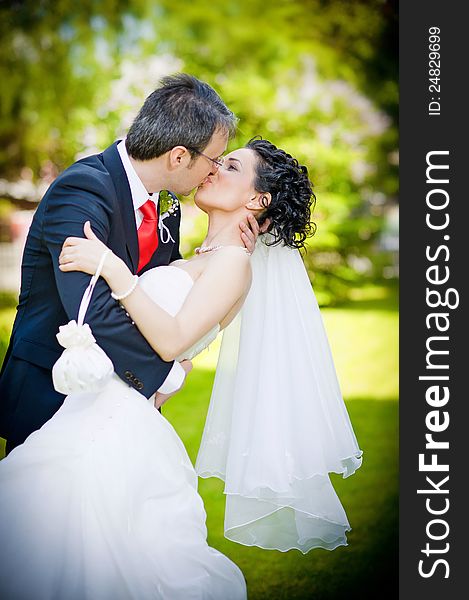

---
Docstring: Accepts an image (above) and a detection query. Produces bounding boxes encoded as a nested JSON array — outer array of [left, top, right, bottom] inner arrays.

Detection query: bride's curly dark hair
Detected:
[[246, 137, 316, 250]]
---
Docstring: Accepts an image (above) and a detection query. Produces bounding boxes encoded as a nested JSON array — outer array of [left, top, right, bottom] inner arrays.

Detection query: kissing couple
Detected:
[[0, 74, 363, 599]]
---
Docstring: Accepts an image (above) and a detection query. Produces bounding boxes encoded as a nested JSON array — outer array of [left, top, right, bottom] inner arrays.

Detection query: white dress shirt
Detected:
[[117, 140, 185, 396]]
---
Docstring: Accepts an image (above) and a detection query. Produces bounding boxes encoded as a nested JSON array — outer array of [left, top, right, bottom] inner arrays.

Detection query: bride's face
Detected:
[[194, 148, 260, 213]]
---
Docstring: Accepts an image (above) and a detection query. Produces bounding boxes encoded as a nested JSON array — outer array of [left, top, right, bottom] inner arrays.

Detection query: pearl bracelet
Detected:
[[111, 275, 139, 301]]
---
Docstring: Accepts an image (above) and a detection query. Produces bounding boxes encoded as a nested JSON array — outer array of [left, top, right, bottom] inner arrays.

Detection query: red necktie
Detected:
[[137, 199, 158, 272]]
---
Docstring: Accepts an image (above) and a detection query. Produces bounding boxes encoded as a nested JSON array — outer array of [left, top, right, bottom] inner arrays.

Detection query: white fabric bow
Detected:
[[158, 213, 176, 244], [56, 320, 96, 348], [52, 320, 114, 395], [52, 249, 114, 395]]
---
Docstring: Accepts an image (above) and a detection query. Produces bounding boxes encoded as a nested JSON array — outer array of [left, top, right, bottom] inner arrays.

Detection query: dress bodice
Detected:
[[138, 265, 220, 361]]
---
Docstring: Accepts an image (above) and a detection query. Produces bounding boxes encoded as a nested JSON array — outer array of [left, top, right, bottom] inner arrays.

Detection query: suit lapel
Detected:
[[102, 142, 139, 273]]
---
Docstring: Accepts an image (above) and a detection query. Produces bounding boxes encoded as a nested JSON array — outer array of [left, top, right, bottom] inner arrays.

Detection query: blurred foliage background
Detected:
[[0, 0, 398, 304], [0, 1, 398, 598]]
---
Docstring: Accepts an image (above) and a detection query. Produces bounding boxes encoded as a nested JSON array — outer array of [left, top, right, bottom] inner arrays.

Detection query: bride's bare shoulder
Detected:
[[210, 246, 251, 270], [193, 247, 251, 289]]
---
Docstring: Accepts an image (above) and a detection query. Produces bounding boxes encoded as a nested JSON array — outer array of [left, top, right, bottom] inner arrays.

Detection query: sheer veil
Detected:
[[195, 234, 363, 553]]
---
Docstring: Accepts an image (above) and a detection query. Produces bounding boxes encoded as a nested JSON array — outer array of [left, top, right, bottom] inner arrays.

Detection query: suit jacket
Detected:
[[0, 141, 182, 449]]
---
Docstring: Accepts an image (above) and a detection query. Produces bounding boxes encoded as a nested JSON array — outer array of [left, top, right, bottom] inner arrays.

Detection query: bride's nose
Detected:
[[207, 169, 220, 182], [209, 159, 224, 176]]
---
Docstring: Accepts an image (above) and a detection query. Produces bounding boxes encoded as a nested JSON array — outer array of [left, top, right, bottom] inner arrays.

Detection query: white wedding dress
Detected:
[[0, 266, 247, 600]]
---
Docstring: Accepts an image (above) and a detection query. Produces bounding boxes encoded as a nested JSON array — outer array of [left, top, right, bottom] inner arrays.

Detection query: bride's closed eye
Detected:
[[225, 160, 239, 171], [225, 156, 242, 171]]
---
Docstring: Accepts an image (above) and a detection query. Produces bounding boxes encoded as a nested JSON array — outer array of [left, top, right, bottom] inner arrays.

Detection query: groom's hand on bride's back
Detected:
[[153, 360, 193, 410]]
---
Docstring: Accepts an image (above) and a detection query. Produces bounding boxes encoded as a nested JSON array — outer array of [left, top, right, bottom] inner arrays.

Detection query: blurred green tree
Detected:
[[0, 0, 398, 303]]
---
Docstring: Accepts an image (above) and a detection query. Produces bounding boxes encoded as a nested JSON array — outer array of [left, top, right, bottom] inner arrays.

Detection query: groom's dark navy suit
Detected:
[[0, 142, 181, 452]]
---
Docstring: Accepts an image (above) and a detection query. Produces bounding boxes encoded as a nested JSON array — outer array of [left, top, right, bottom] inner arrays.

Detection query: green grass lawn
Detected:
[[0, 285, 398, 598]]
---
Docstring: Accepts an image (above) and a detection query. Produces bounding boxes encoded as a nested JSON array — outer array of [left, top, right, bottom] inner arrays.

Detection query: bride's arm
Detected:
[[112, 249, 250, 360], [59, 224, 251, 361]]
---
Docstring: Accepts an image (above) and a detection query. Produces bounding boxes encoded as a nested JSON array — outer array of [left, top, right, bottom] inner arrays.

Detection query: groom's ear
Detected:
[[168, 146, 192, 170], [246, 192, 271, 211]]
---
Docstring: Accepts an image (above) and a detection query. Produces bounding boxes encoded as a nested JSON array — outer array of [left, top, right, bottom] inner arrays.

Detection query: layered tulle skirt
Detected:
[[0, 375, 246, 600]]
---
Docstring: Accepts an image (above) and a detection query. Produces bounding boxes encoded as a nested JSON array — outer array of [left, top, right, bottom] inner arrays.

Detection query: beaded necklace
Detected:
[[194, 245, 250, 255]]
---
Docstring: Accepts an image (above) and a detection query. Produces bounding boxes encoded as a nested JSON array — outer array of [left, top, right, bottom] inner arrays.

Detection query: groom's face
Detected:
[[175, 130, 228, 196], [194, 148, 258, 214]]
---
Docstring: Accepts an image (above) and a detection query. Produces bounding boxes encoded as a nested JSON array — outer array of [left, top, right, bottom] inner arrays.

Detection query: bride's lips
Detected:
[[197, 177, 213, 190]]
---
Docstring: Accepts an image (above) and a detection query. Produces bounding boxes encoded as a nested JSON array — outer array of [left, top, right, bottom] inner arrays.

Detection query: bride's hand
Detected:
[[59, 221, 114, 276], [239, 213, 271, 254]]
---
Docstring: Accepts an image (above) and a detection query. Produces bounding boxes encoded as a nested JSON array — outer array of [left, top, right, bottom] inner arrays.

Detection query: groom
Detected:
[[0, 74, 258, 454]]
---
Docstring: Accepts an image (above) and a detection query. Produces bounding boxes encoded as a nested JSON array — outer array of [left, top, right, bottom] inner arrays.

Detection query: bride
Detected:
[[0, 138, 362, 599]]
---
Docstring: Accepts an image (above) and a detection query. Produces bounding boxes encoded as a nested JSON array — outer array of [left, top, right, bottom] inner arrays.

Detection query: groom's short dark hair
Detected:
[[125, 73, 237, 161]]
